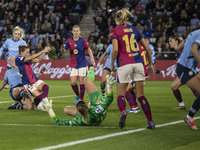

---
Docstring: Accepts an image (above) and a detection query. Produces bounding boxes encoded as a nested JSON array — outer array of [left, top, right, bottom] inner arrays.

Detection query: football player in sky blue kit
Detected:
[[176, 29, 200, 130], [169, 35, 199, 110], [0, 26, 27, 103], [0, 57, 33, 110], [145, 38, 165, 78], [97, 44, 117, 99], [0, 26, 26, 69], [61, 25, 95, 104]]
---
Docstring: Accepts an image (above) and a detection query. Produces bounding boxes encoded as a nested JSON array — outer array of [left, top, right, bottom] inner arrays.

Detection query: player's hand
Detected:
[[147, 64, 154, 74], [61, 44, 66, 53], [42, 98, 52, 112], [111, 64, 115, 73], [40, 67, 46, 74], [106, 75, 115, 85], [43, 46, 51, 53], [106, 75, 115, 93]]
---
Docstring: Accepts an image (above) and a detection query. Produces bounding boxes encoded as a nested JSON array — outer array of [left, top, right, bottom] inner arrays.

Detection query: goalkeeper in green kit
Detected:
[[42, 66, 115, 126]]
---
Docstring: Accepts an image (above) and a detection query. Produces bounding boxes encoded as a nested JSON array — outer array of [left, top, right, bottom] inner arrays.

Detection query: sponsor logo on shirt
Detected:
[[73, 49, 78, 54]]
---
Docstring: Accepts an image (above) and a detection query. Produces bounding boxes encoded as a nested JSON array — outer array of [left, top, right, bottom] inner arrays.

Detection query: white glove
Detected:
[[41, 98, 55, 117], [106, 75, 116, 93]]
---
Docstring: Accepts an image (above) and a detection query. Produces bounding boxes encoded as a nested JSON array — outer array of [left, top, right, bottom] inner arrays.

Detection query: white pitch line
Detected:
[[33, 116, 200, 150], [0, 95, 75, 104], [0, 101, 13, 103]]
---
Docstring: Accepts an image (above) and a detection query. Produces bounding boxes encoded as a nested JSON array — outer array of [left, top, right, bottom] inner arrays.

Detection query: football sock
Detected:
[[71, 84, 79, 96], [173, 89, 183, 103], [41, 84, 49, 99], [188, 96, 200, 118], [34, 95, 42, 106], [100, 82, 105, 95], [191, 89, 199, 97], [130, 89, 137, 106], [138, 96, 153, 122], [117, 95, 126, 112], [17, 103, 23, 110], [19, 89, 25, 97], [156, 70, 161, 74], [86, 67, 95, 82], [125, 91, 136, 108], [80, 84, 85, 100]]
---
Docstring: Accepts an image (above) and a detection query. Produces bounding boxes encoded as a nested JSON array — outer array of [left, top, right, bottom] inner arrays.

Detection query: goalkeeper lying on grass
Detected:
[[42, 66, 115, 126]]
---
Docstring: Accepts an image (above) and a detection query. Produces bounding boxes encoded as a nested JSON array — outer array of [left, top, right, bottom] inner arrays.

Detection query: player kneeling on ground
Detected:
[[0, 57, 33, 110], [42, 67, 115, 126]]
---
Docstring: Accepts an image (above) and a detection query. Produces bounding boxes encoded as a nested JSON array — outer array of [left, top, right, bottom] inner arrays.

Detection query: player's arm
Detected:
[[87, 47, 96, 67], [97, 52, 107, 69], [24, 46, 51, 63], [140, 38, 154, 74], [0, 80, 7, 91], [111, 39, 118, 72], [42, 99, 85, 126], [101, 75, 115, 110], [191, 43, 200, 63]]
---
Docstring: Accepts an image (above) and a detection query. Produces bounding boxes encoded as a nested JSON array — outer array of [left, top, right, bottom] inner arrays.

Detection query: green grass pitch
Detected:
[[0, 80, 200, 150]]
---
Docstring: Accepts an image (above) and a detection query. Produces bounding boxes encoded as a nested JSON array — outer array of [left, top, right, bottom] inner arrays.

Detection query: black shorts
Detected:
[[10, 84, 24, 102], [176, 63, 197, 84], [103, 66, 111, 72]]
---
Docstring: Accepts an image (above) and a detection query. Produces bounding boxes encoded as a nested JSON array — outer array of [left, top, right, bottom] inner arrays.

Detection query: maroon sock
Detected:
[[173, 89, 183, 103], [125, 91, 136, 107], [34, 95, 42, 106], [41, 84, 49, 99], [191, 89, 199, 97], [138, 96, 152, 122], [117, 95, 126, 112], [130, 90, 137, 105], [80, 84, 85, 100], [71, 84, 79, 96]]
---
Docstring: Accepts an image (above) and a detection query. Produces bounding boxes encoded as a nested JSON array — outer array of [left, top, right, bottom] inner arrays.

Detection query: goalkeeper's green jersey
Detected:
[[51, 91, 113, 126]]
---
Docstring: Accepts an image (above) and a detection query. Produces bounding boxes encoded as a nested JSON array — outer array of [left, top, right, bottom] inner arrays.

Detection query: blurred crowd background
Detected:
[[0, 0, 199, 60]]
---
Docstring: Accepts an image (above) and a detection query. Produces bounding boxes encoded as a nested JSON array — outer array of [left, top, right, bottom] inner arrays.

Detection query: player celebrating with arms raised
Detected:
[[62, 25, 95, 104], [110, 9, 155, 129]]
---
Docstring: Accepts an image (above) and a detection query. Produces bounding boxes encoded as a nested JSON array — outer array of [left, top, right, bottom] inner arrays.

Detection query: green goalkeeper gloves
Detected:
[[106, 75, 116, 93]]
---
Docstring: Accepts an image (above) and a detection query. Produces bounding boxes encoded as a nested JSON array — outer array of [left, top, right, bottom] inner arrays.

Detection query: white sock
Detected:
[[187, 114, 193, 120], [179, 102, 185, 107]]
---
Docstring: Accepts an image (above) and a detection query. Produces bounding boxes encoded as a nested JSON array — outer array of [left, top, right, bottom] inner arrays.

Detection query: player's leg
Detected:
[[154, 64, 165, 77], [135, 81, 154, 129], [10, 87, 33, 110], [37, 80, 49, 99], [184, 75, 200, 130], [125, 82, 140, 113], [134, 63, 154, 129], [70, 68, 80, 103], [21, 97, 34, 110], [171, 77, 186, 109], [78, 67, 87, 101], [100, 68, 111, 99], [85, 67, 98, 95]]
